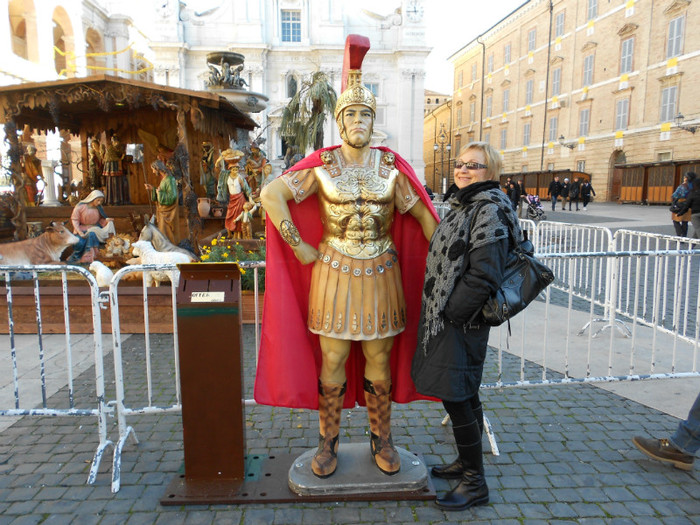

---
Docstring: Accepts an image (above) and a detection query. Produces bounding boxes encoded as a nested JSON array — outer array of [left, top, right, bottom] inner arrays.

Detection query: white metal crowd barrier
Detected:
[[486, 250, 700, 390], [106, 260, 264, 492], [0, 264, 113, 488], [3, 227, 700, 492], [611, 231, 700, 342]]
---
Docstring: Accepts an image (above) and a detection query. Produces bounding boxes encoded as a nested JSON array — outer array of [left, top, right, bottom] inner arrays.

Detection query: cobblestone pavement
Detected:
[[1, 325, 698, 525]]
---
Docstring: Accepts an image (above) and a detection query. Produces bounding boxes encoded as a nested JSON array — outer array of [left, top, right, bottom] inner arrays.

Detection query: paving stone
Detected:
[[242, 509, 276, 525], [1, 328, 699, 524]]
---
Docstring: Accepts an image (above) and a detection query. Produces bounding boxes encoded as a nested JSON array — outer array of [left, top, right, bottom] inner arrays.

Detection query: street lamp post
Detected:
[[434, 124, 451, 195]]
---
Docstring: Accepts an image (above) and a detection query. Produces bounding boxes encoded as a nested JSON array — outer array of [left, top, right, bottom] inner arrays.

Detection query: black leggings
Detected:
[[443, 395, 482, 428], [443, 394, 483, 456]]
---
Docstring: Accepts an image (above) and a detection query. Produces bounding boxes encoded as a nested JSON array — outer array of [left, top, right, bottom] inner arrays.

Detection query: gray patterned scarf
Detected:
[[421, 181, 522, 348]]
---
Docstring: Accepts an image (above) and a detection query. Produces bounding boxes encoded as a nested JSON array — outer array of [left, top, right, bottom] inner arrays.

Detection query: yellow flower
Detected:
[[211, 238, 218, 246], [201, 254, 209, 260], [239, 268, 246, 275], [223, 252, 229, 258]]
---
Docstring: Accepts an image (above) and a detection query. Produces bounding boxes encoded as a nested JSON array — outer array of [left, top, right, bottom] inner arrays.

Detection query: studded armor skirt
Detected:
[[308, 242, 406, 340]]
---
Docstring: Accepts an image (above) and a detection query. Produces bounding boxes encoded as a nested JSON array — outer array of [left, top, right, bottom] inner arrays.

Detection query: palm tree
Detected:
[[280, 71, 337, 154]]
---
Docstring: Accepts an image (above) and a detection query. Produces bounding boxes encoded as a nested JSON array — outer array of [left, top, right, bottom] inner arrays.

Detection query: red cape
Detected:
[[254, 146, 439, 409]]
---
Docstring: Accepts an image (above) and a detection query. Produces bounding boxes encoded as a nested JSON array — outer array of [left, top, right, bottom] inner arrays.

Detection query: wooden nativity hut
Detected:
[[0, 75, 257, 242]]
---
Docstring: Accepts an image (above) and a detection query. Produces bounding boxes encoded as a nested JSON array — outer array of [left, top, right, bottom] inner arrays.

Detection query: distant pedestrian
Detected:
[[569, 177, 581, 211], [547, 176, 562, 211], [580, 180, 596, 211], [560, 178, 570, 211], [516, 179, 526, 218], [632, 391, 699, 471], [507, 181, 520, 211], [671, 172, 695, 237], [676, 178, 700, 239], [502, 176, 512, 192]]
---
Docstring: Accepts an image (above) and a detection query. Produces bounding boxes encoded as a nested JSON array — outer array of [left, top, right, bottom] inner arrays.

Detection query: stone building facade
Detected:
[[440, 0, 699, 201], [2, 0, 431, 182], [107, 0, 431, 175]]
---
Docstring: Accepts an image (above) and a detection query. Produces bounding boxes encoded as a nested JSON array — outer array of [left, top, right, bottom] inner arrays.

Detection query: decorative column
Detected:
[[41, 160, 61, 206]]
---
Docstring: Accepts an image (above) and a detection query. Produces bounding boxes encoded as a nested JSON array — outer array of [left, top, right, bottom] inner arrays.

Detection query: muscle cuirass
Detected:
[[315, 149, 399, 259]]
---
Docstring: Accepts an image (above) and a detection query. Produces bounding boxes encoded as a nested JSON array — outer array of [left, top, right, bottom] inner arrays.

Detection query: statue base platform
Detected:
[[288, 443, 431, 497], [161, 446, 435, 505]]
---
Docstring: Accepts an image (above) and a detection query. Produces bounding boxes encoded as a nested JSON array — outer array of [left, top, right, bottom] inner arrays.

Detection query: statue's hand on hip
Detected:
[[292, 241, 319, 265]]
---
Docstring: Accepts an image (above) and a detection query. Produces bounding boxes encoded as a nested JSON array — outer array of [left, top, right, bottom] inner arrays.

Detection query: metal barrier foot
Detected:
[[578, 319, 632, 339], [87, 439, 114, 485], [111, 426, 138, 493], [483, 416, 500, 456]]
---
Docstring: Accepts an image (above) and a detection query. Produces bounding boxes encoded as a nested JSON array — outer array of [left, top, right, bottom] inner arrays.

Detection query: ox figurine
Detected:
[[0, 222, 79, 265]]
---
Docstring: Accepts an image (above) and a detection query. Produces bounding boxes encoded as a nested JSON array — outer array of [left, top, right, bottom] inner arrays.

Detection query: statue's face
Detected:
[[339, 104, 373, 149]]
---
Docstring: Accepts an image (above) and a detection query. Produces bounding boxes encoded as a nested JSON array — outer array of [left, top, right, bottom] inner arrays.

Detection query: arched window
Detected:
[[8, 0, 34, 60], [52, 6, 75, 77], [85, 28, 105, 74]]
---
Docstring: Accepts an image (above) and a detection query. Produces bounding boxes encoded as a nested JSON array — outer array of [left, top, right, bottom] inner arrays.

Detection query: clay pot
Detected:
[[197, 198, 211, 218]]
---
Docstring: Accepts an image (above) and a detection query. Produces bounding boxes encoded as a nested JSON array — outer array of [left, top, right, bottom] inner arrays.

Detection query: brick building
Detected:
[[429, 0, 700, 201]]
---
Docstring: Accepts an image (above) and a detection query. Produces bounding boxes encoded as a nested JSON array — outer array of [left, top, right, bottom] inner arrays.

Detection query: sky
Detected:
[[355, 0, 527, 94]]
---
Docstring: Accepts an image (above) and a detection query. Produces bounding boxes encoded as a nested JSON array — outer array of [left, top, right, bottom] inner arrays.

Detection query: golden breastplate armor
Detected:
[[316, 149, 399, 259]]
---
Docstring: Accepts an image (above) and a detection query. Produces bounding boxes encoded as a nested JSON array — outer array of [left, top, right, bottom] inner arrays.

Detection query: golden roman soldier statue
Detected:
[[257, 35, 438, 478]]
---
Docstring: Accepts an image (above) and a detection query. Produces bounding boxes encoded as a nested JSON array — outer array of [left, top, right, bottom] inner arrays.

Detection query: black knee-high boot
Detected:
[[431, 402, 484, 479], [435, 420, 489, 511]]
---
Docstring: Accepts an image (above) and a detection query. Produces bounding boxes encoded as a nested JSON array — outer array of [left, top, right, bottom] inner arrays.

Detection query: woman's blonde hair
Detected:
[[458, 142, 502, 181]]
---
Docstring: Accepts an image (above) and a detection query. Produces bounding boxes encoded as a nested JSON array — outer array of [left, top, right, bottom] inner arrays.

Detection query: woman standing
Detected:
[[412, 142, 521, 511], [216, 149, 251, 238], [671, 172, 695, 237]]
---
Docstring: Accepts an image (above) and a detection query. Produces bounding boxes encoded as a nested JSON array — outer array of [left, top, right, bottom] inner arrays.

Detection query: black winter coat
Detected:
[[548, 180, 562, 196], [580, 182, 595, 198], [507, 184, 520, 208], [560, 182, 570, 198], [412, 185, 510, 402], [678, 188, 700, 215], [569, 181, 581, 199]]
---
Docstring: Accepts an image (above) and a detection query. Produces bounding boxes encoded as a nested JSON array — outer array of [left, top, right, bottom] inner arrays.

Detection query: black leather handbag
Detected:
[[469, 202, 555, 327], [669, 198, 684, 214]]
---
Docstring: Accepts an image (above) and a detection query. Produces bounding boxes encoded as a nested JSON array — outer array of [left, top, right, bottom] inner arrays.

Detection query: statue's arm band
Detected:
[[279, 219, 301, 247]]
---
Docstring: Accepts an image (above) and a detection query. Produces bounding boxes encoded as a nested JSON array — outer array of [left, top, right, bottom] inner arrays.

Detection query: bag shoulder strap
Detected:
[[468, 199, 523, 252]]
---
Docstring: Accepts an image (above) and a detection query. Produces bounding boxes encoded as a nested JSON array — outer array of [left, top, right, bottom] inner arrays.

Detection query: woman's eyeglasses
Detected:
[[454, 161, 488, 170]]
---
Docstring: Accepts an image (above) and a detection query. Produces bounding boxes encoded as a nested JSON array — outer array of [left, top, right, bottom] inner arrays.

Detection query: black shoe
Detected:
[[431, 458, 463, 479], [632, 436, 694, 470], [435, 470, 489, 511]]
